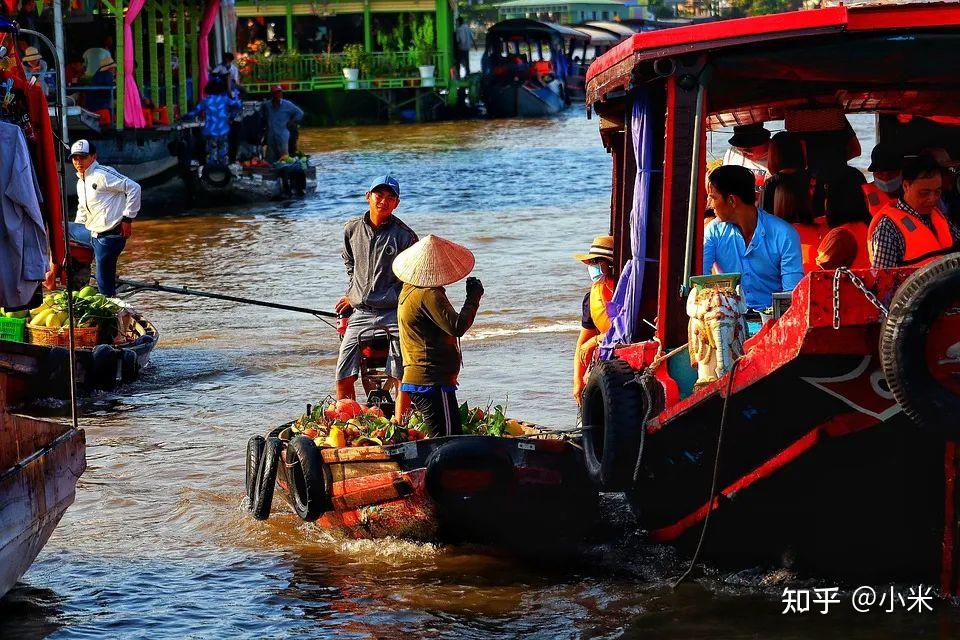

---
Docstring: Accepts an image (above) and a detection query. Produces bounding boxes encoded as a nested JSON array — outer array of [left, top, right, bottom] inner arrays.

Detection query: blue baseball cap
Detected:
[[368, 175, 400, 198]]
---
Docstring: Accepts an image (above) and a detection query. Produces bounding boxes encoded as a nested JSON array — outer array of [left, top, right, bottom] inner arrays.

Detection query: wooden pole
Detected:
[[363, 0, 371, 52], [190, 1, 200, 107], [134, 14, 144, 89], [110, 0, 125, 129], [286, 0, 294, 52], [163, 1, 175, 120], [148, 2, 159, 106], [178, 0, 188, 115]]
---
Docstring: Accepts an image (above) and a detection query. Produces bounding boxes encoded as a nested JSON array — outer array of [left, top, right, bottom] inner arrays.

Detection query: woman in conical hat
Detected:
[[392, 234, 484, 436], [573, 234, 615, 406]]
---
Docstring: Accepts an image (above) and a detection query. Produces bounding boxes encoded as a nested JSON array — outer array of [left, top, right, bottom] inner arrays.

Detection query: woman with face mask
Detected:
[[573, 235, 616, 405]]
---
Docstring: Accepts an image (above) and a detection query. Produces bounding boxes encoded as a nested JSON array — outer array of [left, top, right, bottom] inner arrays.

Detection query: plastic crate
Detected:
[[0, 316, 26, 342]]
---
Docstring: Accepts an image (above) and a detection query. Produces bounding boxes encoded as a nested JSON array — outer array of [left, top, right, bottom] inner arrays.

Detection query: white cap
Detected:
[[70, 139, 94, 157]]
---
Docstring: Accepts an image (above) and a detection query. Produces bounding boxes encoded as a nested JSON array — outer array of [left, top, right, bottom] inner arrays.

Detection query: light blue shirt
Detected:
[[703, 208, 804, 310]]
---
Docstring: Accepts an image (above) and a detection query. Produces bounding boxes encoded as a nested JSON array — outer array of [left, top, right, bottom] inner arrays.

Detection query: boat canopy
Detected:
[[488, 19, 590, 41], [587, 1, 960, 118], [583, 20, 637, 38], [571, 25, 620, 48]]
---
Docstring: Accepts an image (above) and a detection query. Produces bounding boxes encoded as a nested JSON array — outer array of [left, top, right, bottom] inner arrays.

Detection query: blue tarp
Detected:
[[599, 91, 655, 359]]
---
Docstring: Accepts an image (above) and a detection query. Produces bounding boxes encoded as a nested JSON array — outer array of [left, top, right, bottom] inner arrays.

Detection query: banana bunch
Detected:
[[0, 307, 29, 319], [28, 286, 105, 330]]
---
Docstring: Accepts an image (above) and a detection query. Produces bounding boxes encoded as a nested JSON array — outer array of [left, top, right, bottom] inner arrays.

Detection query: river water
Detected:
[[3, 112, 959, 639]]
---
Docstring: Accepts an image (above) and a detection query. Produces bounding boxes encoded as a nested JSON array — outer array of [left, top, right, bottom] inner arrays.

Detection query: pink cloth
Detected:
[[198, 0, 221, 98], [123, 0, 148, 127]]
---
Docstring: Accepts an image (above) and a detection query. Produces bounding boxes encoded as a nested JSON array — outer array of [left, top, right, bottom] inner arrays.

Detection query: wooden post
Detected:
[[178, 0, 188, 116], [103, 0, 126, 129], [148, 1, 159, 105], [163, 1, 175, 120], [363, 0, 371, 52], [191, 1, 200, 107], [286, 0, 294, 52], [435, 0, 451, 84], [134, 14, 144, 90]]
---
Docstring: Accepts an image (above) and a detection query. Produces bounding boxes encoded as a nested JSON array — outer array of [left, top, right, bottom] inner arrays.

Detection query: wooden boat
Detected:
[[0, 313, 158, 405], [481, 20, 583, 118], [583, 1, 960, 593], [0, 370, 86, 598], [249, 423, 598, 543]]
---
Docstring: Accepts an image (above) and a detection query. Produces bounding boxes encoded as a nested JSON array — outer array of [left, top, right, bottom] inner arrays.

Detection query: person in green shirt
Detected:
[[392, 235, 484, 436]]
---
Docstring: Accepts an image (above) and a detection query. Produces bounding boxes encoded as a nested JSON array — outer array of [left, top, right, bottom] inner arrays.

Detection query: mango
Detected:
[[29, 304, 48, 317], [78, 285, 98, 299], [325, 426, 346, 448], [505, 419, 525, 437]]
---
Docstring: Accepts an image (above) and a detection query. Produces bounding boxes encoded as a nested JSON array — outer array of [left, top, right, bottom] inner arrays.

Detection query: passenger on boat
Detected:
[[186, 80, 241, 168], [210, 52, 241, 98], [85, 56, 117, 117], [721, 124, 771, 193], [922, 148, 960, 222], [335, 176, 418, 402], [760, 132, 810, 214], [67, 140, 141, 298], [815, 173, 872, 269], [392, 235, 483, 436], [772, 175, 822, 273], [261, 86, 304, 162], [704, 165, 803, 311], [862, 142, 903, 217], [21, 47, 50, 97], [572, 235, 615, 405], [869, 154, 960, 268]]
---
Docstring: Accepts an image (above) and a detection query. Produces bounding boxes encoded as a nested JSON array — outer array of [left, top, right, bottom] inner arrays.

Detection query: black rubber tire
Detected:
[[245, 435, 265, 504], [581, 358, 646, 492], [285, 435, 332, 521], [424, 437, 513, 504], [880, 253, 960, 439], [250, 436, 282, 520], [91, 344, 117, 390], [120, 349, 140, 383]]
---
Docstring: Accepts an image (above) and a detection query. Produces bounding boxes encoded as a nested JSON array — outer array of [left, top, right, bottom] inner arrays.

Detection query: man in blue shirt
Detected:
[[703, 165, 804, 310]]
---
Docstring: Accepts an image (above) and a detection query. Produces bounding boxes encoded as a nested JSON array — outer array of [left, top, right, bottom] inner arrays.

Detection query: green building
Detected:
[[496, 0, 628, 23]]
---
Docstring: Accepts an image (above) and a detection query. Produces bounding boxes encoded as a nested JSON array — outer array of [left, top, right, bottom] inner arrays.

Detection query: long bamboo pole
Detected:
[[178, 0, 188, 115], [163, 1, 174, 119], [148, 1, 159, 106]]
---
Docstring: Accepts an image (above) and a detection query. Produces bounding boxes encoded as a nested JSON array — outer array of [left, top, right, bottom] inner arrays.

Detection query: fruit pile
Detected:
[[273, 152, 310, 172], [459, 403, 526, 437], [290, 398, 429, 449], [27, 287, 121, 338]]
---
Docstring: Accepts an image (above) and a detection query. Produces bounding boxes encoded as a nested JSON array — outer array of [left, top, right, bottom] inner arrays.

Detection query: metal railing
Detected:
[[242, 51, 448, 92]]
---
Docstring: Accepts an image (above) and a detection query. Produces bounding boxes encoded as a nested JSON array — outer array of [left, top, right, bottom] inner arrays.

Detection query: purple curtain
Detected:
[[123, 0, 148, 127], [600, 91, 653, 359]]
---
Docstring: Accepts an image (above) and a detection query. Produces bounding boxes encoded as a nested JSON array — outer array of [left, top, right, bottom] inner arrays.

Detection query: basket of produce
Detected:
[[26, 286, 122, 347]]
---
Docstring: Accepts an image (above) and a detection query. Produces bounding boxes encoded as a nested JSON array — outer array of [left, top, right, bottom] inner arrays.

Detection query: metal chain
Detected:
[[832, 267, 890, 330]]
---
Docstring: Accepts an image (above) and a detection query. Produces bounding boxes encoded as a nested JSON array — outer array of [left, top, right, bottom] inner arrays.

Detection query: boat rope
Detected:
[[631, 368, 657, 485], [673, 356, 742, 589]]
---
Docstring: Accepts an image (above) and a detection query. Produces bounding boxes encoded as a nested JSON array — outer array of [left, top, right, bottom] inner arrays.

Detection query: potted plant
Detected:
[[411, 16, 436, 87], [341, 43, 366, 89]]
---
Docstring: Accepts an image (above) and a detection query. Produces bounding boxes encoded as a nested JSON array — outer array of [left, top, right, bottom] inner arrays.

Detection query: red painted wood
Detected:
[[942, 443, 959, 596], [649, 411, 878, 542]]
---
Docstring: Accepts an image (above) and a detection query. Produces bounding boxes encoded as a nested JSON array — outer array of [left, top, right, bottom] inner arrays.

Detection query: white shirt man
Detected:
[[68, 139, 141, 296]]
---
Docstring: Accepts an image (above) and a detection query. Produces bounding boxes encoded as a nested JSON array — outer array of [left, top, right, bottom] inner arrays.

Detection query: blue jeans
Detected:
[[69, 222, 126, 297]]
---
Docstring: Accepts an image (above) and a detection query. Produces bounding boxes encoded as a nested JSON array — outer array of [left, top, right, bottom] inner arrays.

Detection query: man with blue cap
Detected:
[[335, 175, 418, 402]]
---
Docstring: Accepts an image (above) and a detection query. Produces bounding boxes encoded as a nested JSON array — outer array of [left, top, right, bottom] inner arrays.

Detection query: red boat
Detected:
[[247, 424, 597, 543], [582, 1, 960, 593]]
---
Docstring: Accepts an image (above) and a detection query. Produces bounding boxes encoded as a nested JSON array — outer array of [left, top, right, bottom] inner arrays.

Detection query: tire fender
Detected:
[[120, 348, 140, 383], [424, 437, 513, 504], [245, 435, 265, 504], [285, 435, 333, 521], [251, 436, 282, 520], [880, 253, 960, 439], [91, 344, 118, 390], [581, 358, 646, 492]]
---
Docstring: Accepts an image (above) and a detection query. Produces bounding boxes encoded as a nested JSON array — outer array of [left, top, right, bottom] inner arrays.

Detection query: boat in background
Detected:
[[0, 394, 86, 599], [481, 19, 585, 117]]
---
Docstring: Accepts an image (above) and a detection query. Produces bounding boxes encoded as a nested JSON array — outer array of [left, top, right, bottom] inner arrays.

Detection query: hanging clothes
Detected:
[[0, 120, 47, 308]]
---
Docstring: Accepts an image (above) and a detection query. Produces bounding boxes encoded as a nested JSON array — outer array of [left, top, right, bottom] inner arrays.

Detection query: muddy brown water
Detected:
[[2, 112, 959, 639]]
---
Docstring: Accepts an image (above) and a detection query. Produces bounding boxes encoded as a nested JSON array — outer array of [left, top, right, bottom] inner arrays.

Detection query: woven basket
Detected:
[[27, 324, 100, 348]]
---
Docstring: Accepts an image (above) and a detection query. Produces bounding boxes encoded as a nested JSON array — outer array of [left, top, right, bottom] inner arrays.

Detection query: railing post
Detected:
[[363, 0, 372, 52], [113, 0, 125, 129], [163, 0, 174, 120], [191, 0, 200, 106], [286, 0, 295, 51], [134, 13, 144, 90]]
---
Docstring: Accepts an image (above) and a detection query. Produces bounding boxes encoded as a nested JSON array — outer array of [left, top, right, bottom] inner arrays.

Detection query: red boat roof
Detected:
[[586, 1, 960, 85]]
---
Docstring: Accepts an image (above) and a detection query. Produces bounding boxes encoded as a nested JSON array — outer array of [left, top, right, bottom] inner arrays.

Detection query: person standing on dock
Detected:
[[335, 176, 418, 402], [261, 86, 304, 162], [455, 18, 476, 78], [67, 140, 141, 298]]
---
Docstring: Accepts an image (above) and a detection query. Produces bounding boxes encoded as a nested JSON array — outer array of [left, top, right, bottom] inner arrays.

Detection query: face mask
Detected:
[[588, 264, 605, 282], [874, 175, 902, 194]]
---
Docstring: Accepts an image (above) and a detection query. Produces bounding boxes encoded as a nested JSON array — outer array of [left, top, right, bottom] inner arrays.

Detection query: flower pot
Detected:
[[418, 65, 435, 87], [343, 67, 359, 90]]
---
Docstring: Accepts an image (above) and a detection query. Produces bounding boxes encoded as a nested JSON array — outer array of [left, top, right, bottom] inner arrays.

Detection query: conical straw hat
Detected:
[[393, 235, 475, 288]]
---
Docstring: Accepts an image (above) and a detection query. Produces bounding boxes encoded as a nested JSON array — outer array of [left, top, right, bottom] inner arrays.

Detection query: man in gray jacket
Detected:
[[335, 175, 418, 400]]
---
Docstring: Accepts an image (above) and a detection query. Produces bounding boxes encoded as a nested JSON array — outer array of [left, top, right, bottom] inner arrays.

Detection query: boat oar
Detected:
[[116, 277, 339, 327]]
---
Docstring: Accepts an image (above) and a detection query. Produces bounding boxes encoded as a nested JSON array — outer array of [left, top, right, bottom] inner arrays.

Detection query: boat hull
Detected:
[[482, 81, 566, 118], [271, 432, 598, 543], [0, 408, 86, 598], [0, 317, 158, 406]]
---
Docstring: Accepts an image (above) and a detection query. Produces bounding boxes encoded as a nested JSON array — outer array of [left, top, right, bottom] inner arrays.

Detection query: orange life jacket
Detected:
[[589, 277, 614, 335], [867, 203, 954, 266], [861, 182, 896, 217], [794, 222, 825, 273]]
